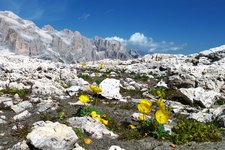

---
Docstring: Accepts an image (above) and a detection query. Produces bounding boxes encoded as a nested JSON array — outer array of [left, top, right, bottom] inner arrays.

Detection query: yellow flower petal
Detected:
[[138, 115, 146, 121], [137, 103, 152, 114], [129, 124, 136, 129], [91, 111, 102, 122], [78, 95, 89, 103], [155, 109, 169, 124], [102, 114, 107, 118], [157, 98, 166, 110], [140, 99, 152, 107], [156, 90, 161, 96], [81, 63, 86, 67], [90, 111, 97, 117], [101, 119, 109, 126], [99, 64, 105, 69], [89, 85, 102, 93], [84, 138, 92, 145]]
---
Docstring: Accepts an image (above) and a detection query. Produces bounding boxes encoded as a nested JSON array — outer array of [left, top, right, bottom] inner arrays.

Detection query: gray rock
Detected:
[[66, 86, 80, 96], [13, 110, 31, 121], [67, 116, 118, 139], [217, 114, 225, 127], [11, 140, 29, 150], [209, 105, 225, 118], [189, 111, 213, 122], [0, 96, 13, 107], [72, 143, 85, 150], [32, 79, 64, 97], [99, 78, 122, 100], [155, 80, 168, 88], [11, 101, 33, 113], [108, 145, 125, 150], [179, 87, 220, 108], [198, 45, 225, 62], [37, 99, 57, 112], [27, 121, 78, 150], [0, 119, 6, 124]]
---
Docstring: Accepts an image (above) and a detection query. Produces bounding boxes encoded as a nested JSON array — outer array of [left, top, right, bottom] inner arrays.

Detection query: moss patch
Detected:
[[171, 118, 222, 144]]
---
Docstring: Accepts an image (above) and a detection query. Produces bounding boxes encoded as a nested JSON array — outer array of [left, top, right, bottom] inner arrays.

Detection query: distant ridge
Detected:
[[0, 11, 138, 63]]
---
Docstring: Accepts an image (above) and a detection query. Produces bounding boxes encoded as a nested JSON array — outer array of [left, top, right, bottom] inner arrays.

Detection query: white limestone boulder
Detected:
[[27, 121, 78, 150], [67, 116, 118, 139], [99, 78, 122, 100], [179, 87, 220, 108]]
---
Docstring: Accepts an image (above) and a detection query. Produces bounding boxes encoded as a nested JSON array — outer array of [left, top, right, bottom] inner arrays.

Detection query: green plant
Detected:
[[77, 106, 102, 117], [140, 118, 169, 139], [149, 87, 166, 98], [132, 73, 149, 81], [73, 128, 84, 140], [214, 99, 225, 105], [77, 74, 93, 82], [119, 129, 143, 140], [54, 79, 72, 89], [171, 118, 222, 144], [57, 111, 67, 120], [0, 88, 30, 97]]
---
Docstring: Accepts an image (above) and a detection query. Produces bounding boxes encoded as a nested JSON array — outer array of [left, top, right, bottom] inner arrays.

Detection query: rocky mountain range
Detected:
[[0, 11, 139, 63]]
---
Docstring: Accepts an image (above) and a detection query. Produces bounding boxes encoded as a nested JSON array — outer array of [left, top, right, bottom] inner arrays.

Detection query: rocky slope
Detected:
[[1, 45, 225, 149], [0, 11, 134, 63]]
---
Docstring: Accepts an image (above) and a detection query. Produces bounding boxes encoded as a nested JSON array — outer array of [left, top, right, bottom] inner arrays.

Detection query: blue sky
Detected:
[[0, 0, 225, 54]]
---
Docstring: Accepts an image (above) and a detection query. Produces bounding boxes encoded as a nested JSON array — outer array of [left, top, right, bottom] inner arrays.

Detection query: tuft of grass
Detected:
[[77, 74, 93, 83], [171, 118, 222, 144], [73, 128, 84, 140], [131, 73, 149, 81], [11, 122, 31, 140], [0, 88, 30, 97], [119, 129, 143, 140], [57, 111, 67, 120]]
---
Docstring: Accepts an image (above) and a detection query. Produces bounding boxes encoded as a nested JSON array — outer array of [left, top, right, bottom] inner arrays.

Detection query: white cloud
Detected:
[[27, 9, 45, 20], [105, 36, 126, 43], [106, 32, 185, 54], [129, 32, 149, 45], [78, 13, 90, 22]]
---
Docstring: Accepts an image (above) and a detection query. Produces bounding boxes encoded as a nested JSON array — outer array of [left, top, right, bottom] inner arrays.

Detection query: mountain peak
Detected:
[[0, 11, 134, 63]]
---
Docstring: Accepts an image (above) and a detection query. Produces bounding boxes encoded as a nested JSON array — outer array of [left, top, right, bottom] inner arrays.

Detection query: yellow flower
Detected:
[[155, 109, 169, 124], [89, 85, 102, 93], [81, 63, 86, 67], [78, 95, 89, 103], [129, 124, 136, 129], [90, 111, 101, 121], [137, 99, 152, 114], [91, 111, 108, 125], [99, 64, 105, 69], [156, 90, 161, 96], [102, 114, 107, 118], [138, 115, 146, 121], [94, 73, 99, 77], [84, 138, 92, 145], [157, 98, 166, 110], [100, 119, 109, 126]]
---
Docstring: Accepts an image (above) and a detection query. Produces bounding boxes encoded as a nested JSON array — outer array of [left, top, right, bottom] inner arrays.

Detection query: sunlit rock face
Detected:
[[0, 11, 133, 63]]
